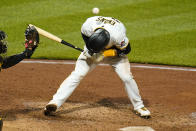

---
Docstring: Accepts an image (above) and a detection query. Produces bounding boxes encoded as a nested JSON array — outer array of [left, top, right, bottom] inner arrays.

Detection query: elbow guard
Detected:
[[103, 49, 117, 57]]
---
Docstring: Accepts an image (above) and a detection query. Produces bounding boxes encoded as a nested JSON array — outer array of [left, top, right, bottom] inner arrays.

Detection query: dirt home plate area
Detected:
[[0, 60, 196, 131]]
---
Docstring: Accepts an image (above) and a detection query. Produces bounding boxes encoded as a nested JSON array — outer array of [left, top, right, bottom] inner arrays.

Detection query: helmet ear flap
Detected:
[[87, 28, 110, 53]]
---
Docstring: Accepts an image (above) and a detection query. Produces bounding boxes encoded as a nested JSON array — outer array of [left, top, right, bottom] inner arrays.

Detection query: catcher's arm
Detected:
[[2, 53, 28, 69], [2, 26, 39, 69]]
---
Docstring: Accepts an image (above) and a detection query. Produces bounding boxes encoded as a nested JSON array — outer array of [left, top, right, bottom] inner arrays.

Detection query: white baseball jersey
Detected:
[[81, 16, 129, 50]]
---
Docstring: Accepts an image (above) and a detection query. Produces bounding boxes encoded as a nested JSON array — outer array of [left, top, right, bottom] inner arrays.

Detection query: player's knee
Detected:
[[71, 70, 86, 80], [121, 74, 134, 83]]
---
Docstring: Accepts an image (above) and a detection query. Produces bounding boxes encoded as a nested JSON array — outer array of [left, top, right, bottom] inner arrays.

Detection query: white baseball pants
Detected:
[[48, 52, 144, 110]]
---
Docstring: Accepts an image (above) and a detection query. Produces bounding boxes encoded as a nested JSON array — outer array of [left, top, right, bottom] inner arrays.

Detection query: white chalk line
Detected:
[[21, 60, 196, 72], [119, 126, 155, 131]]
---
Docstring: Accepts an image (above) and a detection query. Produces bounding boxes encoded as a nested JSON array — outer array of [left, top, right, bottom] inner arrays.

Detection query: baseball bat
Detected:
[[28, 24, 84, 52]]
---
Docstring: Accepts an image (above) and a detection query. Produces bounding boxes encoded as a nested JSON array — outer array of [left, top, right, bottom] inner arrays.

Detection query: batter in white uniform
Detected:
[[44, 16, 151, 119]]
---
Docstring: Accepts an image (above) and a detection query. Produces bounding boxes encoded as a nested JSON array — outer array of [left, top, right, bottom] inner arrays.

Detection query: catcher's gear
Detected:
[[0, 30, 8, 54], [0, 117, 3, 131], [86, 28, 110, 53], [24, 26, 39, 50], [0, 31, 6, 40], [24, 26, 39, 58]]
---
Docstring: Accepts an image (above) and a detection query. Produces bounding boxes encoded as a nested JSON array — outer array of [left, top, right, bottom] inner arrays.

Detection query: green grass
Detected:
[[0, 0, 196, 66]]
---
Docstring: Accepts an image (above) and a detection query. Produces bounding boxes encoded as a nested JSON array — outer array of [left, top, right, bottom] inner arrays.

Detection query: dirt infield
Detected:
[[0, 59, 196, 131]]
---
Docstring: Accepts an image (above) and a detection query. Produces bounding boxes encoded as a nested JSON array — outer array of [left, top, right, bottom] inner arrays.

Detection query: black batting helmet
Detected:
[[86, 28, 110, 53], [0, 30, 8, 54]]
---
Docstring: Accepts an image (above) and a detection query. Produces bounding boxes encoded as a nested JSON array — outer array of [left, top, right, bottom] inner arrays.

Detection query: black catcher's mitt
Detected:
[[24, 26, 39, 51]]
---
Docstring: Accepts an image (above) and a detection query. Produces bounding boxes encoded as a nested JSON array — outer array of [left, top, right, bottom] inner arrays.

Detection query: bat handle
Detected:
[[61, 40, 84, 52], [76, 47, 84, 52]]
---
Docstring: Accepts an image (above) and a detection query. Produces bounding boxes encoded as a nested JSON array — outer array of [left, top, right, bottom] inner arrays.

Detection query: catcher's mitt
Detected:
[[24, 26, 39, 50]]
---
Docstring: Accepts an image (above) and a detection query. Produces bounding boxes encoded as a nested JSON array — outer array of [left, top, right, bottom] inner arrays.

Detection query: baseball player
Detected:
[[0, 27, 39, 70], [0, 27, 39, 130], [44, 16, 151, 119]]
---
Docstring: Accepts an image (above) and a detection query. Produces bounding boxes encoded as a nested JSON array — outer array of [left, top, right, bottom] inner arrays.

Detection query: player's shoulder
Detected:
[[81, 17, 98, 36], [82, 16, 100, 29]]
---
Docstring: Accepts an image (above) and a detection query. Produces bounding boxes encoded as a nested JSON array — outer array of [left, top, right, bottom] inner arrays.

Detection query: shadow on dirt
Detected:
[[0, 97, 150, 122], [58, 97, 130, 115], [0, 108, 42, 121]]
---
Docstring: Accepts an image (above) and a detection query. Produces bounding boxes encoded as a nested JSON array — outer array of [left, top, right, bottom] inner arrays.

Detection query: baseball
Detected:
[[92, 7, 99, 14]]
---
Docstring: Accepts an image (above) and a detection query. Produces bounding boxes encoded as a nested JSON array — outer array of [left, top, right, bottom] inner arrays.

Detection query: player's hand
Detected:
[[93, 53, 104, 63], [83, 50, 93, 58], [83, 50, 104, 63], [92, 49, 118, 63]]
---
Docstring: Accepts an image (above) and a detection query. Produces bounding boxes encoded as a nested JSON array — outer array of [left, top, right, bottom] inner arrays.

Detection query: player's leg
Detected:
[[44, 53, 97, 115], [108, 56, 150, 118]]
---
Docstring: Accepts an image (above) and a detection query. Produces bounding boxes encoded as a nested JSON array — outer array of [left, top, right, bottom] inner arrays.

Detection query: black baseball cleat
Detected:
[[44, 104, 57, 116]]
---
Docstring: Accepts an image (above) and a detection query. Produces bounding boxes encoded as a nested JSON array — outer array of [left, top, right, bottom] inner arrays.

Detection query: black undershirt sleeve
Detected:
[[2, 49, 33, 69], [111, 43, 131, 56], [117, 43, 131, 55]]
